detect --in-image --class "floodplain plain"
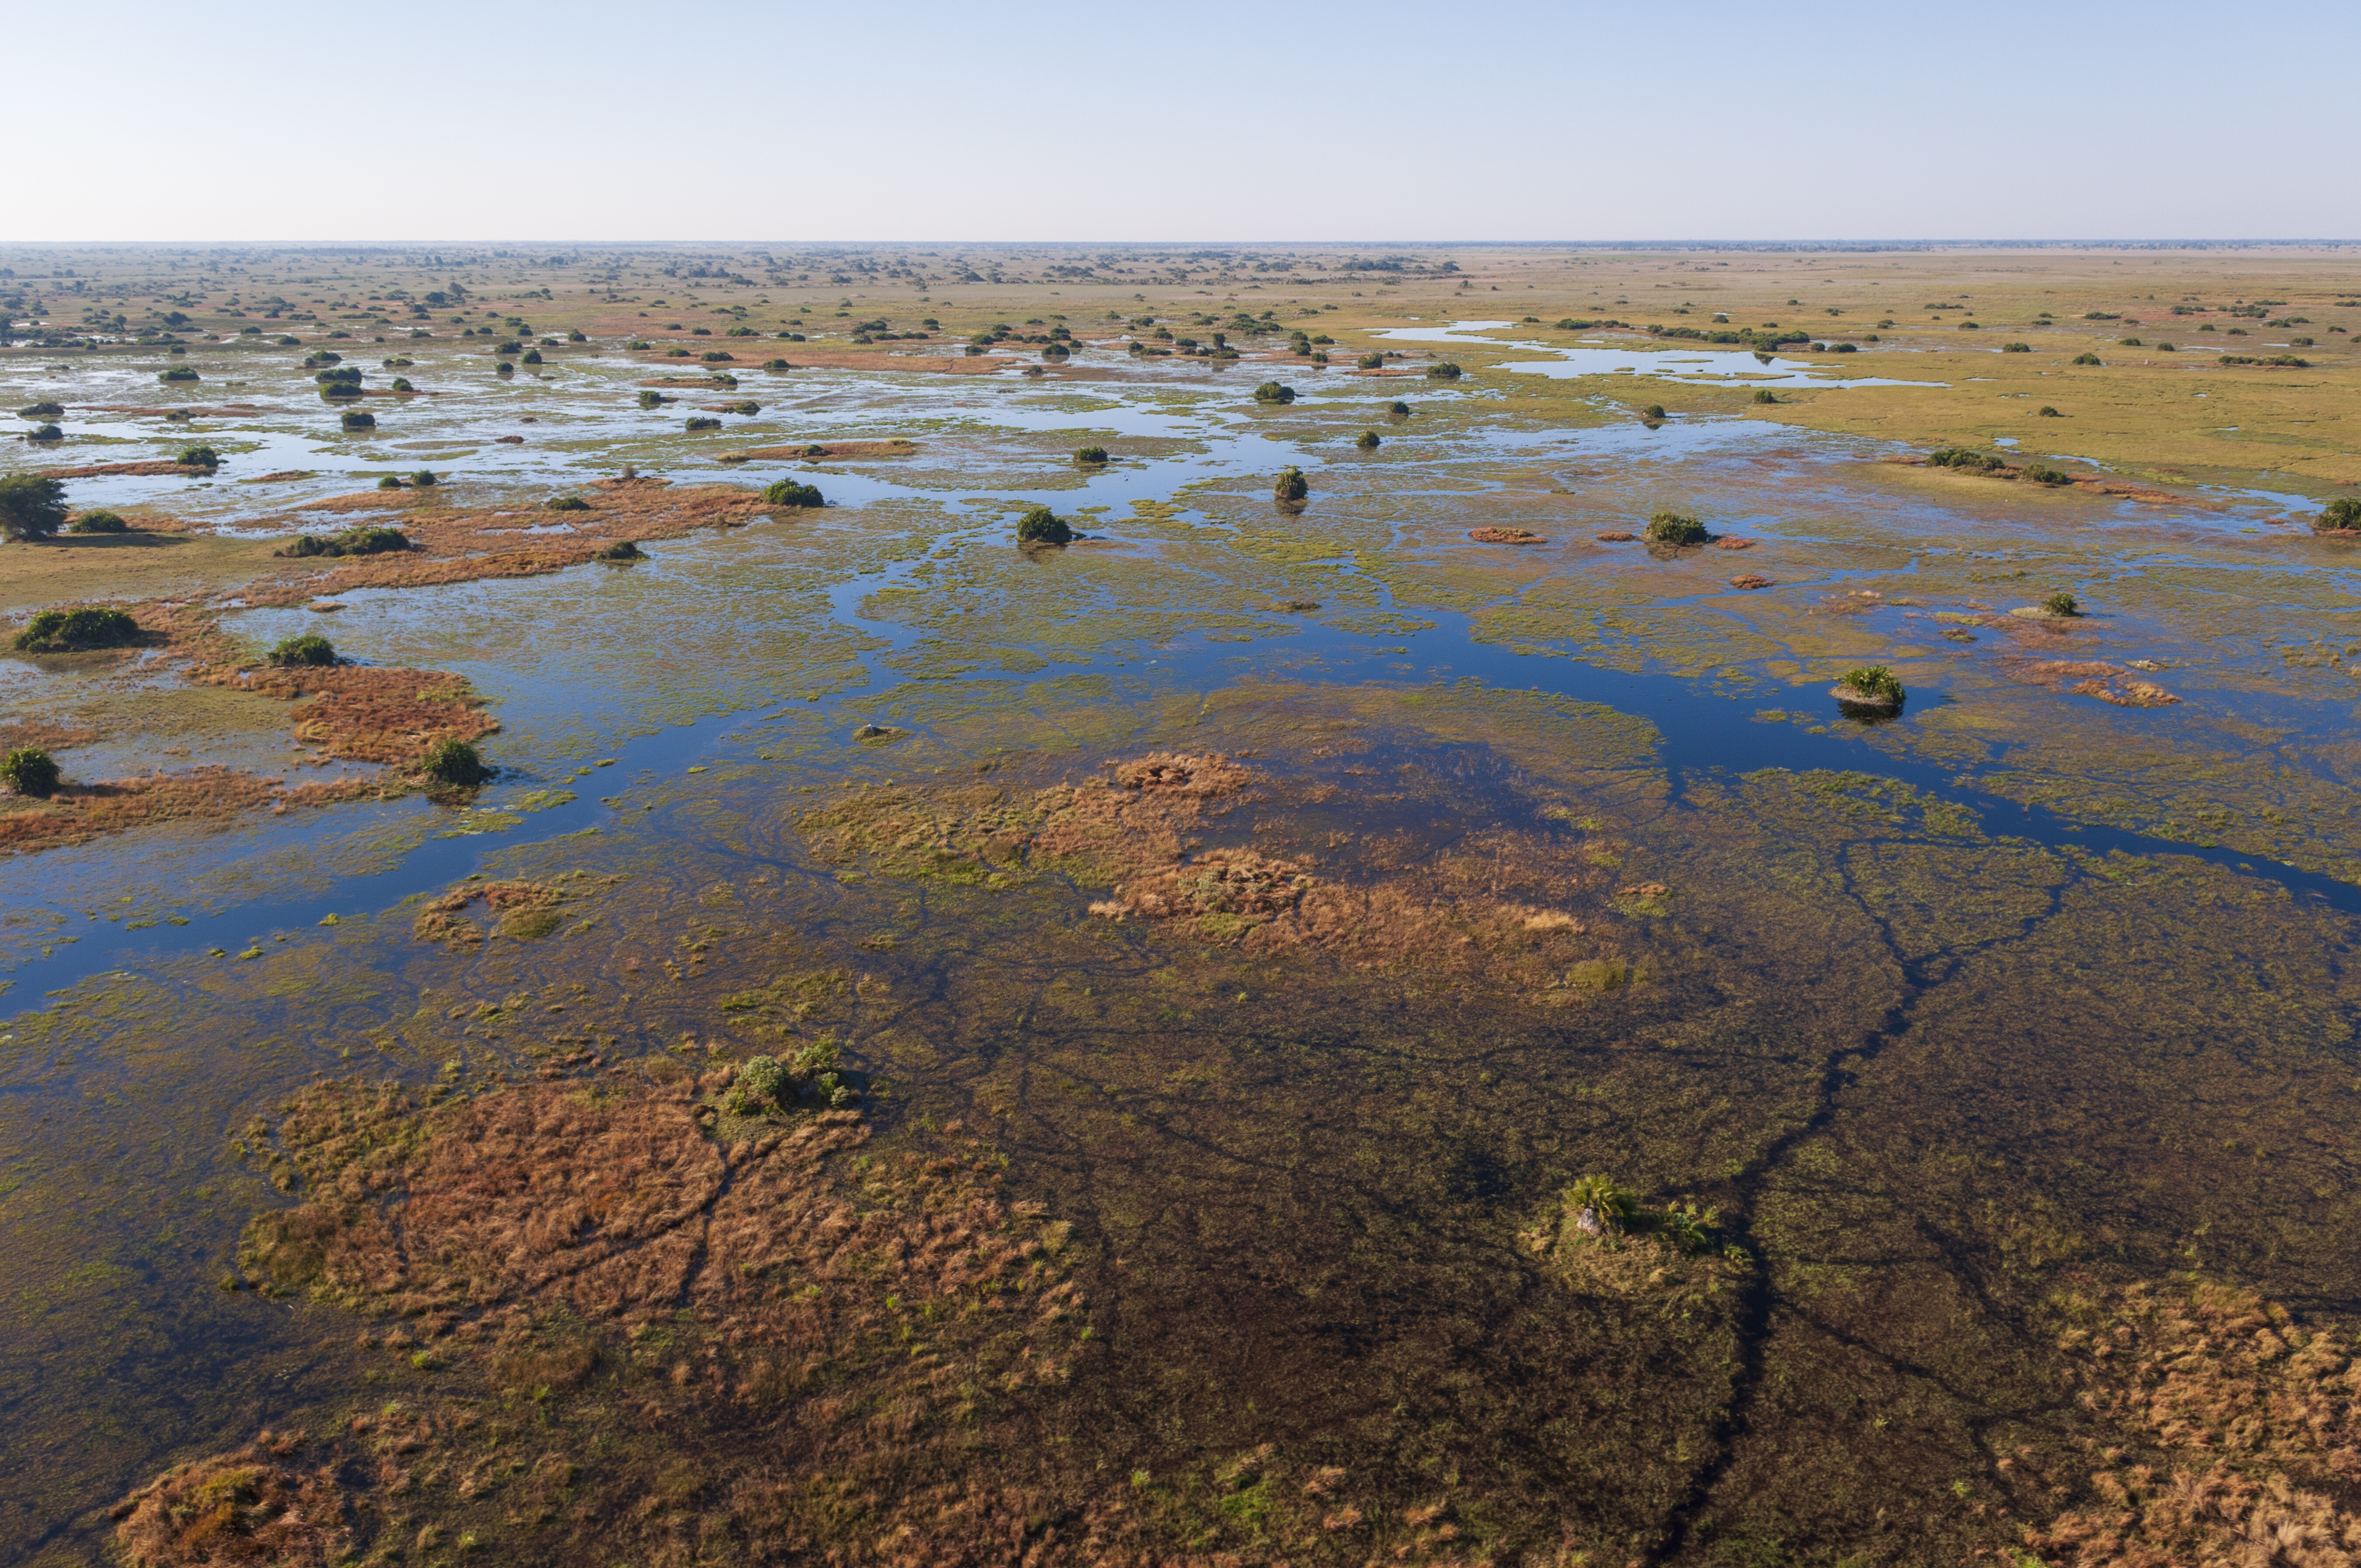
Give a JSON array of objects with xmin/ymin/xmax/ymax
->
[{"xmin": 4, "ymin": 242, "xmax": 2361, "ymax": 1568}]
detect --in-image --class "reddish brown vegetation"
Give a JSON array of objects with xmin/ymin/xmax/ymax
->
[
  {"xmin": 2028, "ymin": 1282, "xmax": 2361, "ymax": 1568},
  {"xmin": 0, "ymin": 768, "xmax": 381, "ymax": 854},
  {"xmin": 1729, "ymin": 574, "xmax": 1772, "ymax": 590},
  {"xmin": 1468, "ymin": 527, "xmax": 1545, "ymax": 545},
  {"xmin": 2000, "ymin": 657, "xmax": 2182, "ymax": 708},
  {"xmin": 411, "ymin": 880, "xmax": 568, "ymax": 948},
  {"xmin": 1595, "ymin": 531, "xmax": 1637, "ymax": 542},
  {"xmin": 36, "ymin": 460, "xmax": 215, "ymax": 479},
  {"xmin": 113, "ymin": 1429, "xmax": 352, "ymax": 1568}
]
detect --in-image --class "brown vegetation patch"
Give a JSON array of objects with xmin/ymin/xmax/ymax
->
[
  {"xmin": 0, "ymin": 717, "xmax": 101, "ymax": 752},
  {"xmin": 411, "ymin": 880, "xmax": 568, "ymax": 949},
  {"xmin": 717, "ymin": 440, "xmax": 919, "ymax": 463},
  {"xmin": 295, "ymin": 490, "xmax": 423, "ymax": 514},
  {"xmin": 36, "ymin": 460, "xmax": 213, "ymax": 479},
  {"xmin": 0, "ymin": 768, "xmax": 379, "ymax": 855},
  {"xmin": 1596, "ymin": 531, "xmax": 1637, "ymax": 542},
  {"xmin": 1468, "ymin": 527, "xmax": 1545, "ymax": 544},
  {"xmin": 2027, "ymin": 1282, "xmax": 2361, "ymax": 1568},
  {"xmin": 112, "ymin": 1429, "xmax": 352, "ymax": 1568},
  {"xmin": 1712, "ymin": 537, "xmax": 1755, "ymax": 550},
  {"xmin": 1729, "ymin": 574, "xmax": 1772, "ymax": 590},
  {"xmin": 193, "ymin": 664, "xmax": 499, "ymax": 766},
  {"xmin": 2002, "ymin": 657, "xmax": 2182, "ymax": 708}
]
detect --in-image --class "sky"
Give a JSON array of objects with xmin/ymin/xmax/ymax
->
[{"xmin": 8, "ymin": 0, "xmax": 2354, "ymax": 244}]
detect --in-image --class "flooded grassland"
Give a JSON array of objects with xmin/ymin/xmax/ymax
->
[{"xmin": 4, "ymin": 244, "xmax": 2361, "ymax": 1567}]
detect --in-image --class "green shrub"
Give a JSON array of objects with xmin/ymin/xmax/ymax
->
[
  {"xmin": 412, "ymin": 470, "xmax": 437, "ymax": 487},
  {"xmin": 1387, "ymin": 400, "xmax": 1410, "ymax": 418},
  {"xmin": 1, "ymin": 746, "xmax": 60, "ymax": 798},
  {"xmin": 494, "ymin": 361, "xmax": 515, "ymax": 374},
  {"xmin": 1356, "ymin": 430, "xmax": 1380, "ymax": 449},
  {"xmin": 1642, "ymin": 404, "xmax": 1666, "ymax": 420},
  {"xmin": 1426, "ymin": 361, "xmax": 1463, "ymax": 380},
  {"xmin": 2037, "ymin": 405, "xmax": 2062, "ymax": 417},
  {"xmin": 2002, "ymin": 342, "xmax": 2032, "ymax": 353},
  {"xmin": 2023, "ymin": 465, "xmax": 2074, "ymax": 486},
  {"xmin": 277, "ymin": 525, "xmax": 409, "ymax": 559},
  {"xmin": 268, "ymin": 632, "xmax": 338, "ymax": 666},
  {"xmin": 17, "ymin": 401, "xmax": 63, "ymax": 418},
  {"xmin": 1273, "ymin": 466, "xmax": 1309, "ymax": 503},
  {"xmin": 0, "ymin": 474, "xmax": 70, "ymax": 541},
  {"xmin": 568, "ymin": 330, "xmax": 587, "ymax": 343},
  {"xmin": 2121, "ymin": 337, "xmax": 2144, "ymax": 347},
  {"xmin": 2072, "ymin": 352, "xmax": 2102, "ymax": 365},
  {"xmin": 316, "ymin": 365, "xmax": 362, "ymax": 391},
  {"xmin": 762, "ymin": 479, "xmax": 825, "ymax": 508},
  {"xmin": 1751, "ymin": 389, "xmax": 1778, "ymax": 404},
  {"xmin": 546, "ymin": 496, "xmax": 591, "ymax": 512},
  {"xmin": 520, "ymin": 349, "xmax": 543, "ymax": 365},
  {"xmin": 2042, "ymin": 591, "xmax": 2080, "ymax": 616},
  {"xmin": 495, "ymin": 340, "xmax": 522, "ymax": 354},
  {"xmin": 725, "ymin": 400, "xmax": 760, "ymax": 415},
  {"xmin": 727, "ymin": 1055, "xmax": 790, "ymax": 1115},
  {"xmin": 1355, "ymin": 352, "xmax": 1384, "ymax": 369},
  {"xmin": 2315, "ymin": 498, "xmax": 2361, "ymax": 534},
  {"xmin": 1075, "ymin": 445, "xmax": 1108, "ymax": 465},
  {"xmin": 14, "ymin": 605, "xmax": 140, "ymax": 652},
  {"xmin": 1836, "ymin": 666, "xmax": 1905, "ymax": 706},
  {"xmin": 67, "ymin": 510, "xmax": 127, "ymax": 534},
  {"xmin": 340, "ymin": 410, "xmax": 375, "ymax": 430},
  {"xmin": 638, "ymin": 390, "xmax": 669, "ymax": 408},
  {"xmin": 420, "ymin": 738, "xmax": 486, "ymax": 786},
  {"xmin": 1644, "ymin": 510, "xmax": 1709, "ymax": 546},
  {"xmin": 389, "ymin": 377, "xmax": 414, "ymax": 393},
  {"xmin": 159, "ymin": 366, "xmax": 198, "ymax": 382},
  {"xmin": 685, "ymin": 417, "xmax": 720, "ymax": 431},
  {"xmin": 700, "ymin": 351, "xmax": 734, "ymax": 363},
  {"xmin": 179, "ymin": 445, "xmax": 220, "ymax": 468},
  {"xmin": 1927, "ymin": 447, "xmax": 2005, "ymax": 472},
  {"xmin": 27, "ymin": 423, "xmax": 63, "ymax": 442},
  {"xmin": 763, "ymin": 358, "xmax": 793, "ymax": 371},
  {"xmin": 595, "ymin": 539, "xmax": 644, "ymax": 561},
  {"xmin": 1252, "ymin": 381, "xmax": 1296, "ymax": 404},
  {"xmin": 377, "ymin": 475, "xmax": 405, "ymax": 490},
  {"xmin": 1016, "ymin": 506, "xmax": 1073, "ymax": 546}
]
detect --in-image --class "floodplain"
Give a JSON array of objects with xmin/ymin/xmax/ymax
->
[{"xmin": 3, "ymin": 242, "xmax": 2361, "ymax": 1568}]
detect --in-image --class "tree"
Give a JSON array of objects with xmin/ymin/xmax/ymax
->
[
  {"xmin": 1644, "ymin": 511, "xmax": 1710, "ymax": 546},
  {"xmin": 420, "ymin": 739, "xmax": 487, "ymax": 786},
  {"xmin": 1356, "ymin": 430, "xmax": 1380, "ymax": 449},
  {"xmin": 1273, "ymin": 467, "xmax": 1309, "ymax": 503},
  {"xmin": 1016, "ymin": 506, "xmax": 1072, "ymax": 546},
  {"xmin": 0, "ymin": 474, "xmax": 69, "ymax": 542},
  {"xmin": 1253, "ymin": 381, "xmax": 1295, "ymax": 404},
  {"xmin": 1, "ymin": 746, "xmax": 60, "ymax": 799},
  {"xmin": 2315, "ymin": 498, "xmax": 2361, "ymax": 535},
  {"xmin": 763, "ymin": 479, "xmax": 825, "ymax": 508},
  {"xmin": 268, "ymin": 633, "xmax": 338, "ymax": 667}
]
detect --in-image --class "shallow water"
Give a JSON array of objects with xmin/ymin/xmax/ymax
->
[{"xmin": 4, "ymin": 329, "xmax": 2361, "ymax": 1564}]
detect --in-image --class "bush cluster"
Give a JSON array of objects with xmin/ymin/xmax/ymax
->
[
  {"xmin": 1425, "ymin": 361, "xmax": 1463, "ymax": 380},
  {"xmin": 725, "ymin": 1039, "xmax": 856, "ymax": 1115},
  {"xmin": 1, "ymin": 745, "xmax": 61, "ymax": 797},
  {"xmin": 685, "ymin": 417, "xmax": 721, "ymax": 431},
  {"xmin": 546, "ymin": 496, "xmax": 591, "ymax": 512},
  {"xmin": 67, "ymin": 510, "xmax": 127, "ymax": 534},
  {"xmin": 420, "ymin": 738, "xmax": 486, "ymax": 786},
  {"xmin": 14, "ymin": 605, "xmax": 140, "ymax": 652},
  {"xmin": 1927, "ymin": 447, "xmax": 2006, "ymax": 472},
  {"xmin": 1273, "ymin": 466, "xmax": 1309, "ymax": 503},
  {"xmin": 2023, "ymin": 464, "xmax": 2074, "ymax": 486},
  {"xmin": 2316, "ymin": 498, "xmax": 2361, "ymax": 535},
  {"xmin": 1356, "ymin": 430, "xmax": 1380, "ymax": 449},
  {"xmin": 1016, "ymin": 505, "xmax": 1072, "ymax": 546},
  {"xmin": 1644, "ymin": 510, "xmax": 1710, "ymax": 546},
  {"xmin": 1253, "ymin": 381, "xmax": 1295, "ymax": 404},
  {"xmin": 277, "ymin": 525, "xmax": 410, "ymax": 559},
  {"xmin": 762, "ymin": 479, "xmax": 825, "ymax": 508},
  {"xmin": 1837, "ymin": 666, "xmax": 1906, "ymax": 706},
  {"xmin": 268, "ymin": 633, "xmax": 338, "ymax": 667},
  {"xmin": 340, "ymin": 410, "xmax": 376, "ymax": 430},
  {"xmin": 595, "ymin": 539, "xmax": 644, "ymax": 561},
  {"xmin": 179, "ymin": 445, "xmax": 220, "ymax": 468},
  {"xmin": 1074, "ymin": 445, "xmax": 1108, "ymax": 465}
]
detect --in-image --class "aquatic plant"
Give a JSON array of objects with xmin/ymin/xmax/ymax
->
[
  {"xmin": 277, "ymin": 525, "xmax": 409, "ymax": 559},
  {"xmin": 2043, "ymin": 591, "xmax": 2081, "ymax": 616},
  {"xmin": 762, "ymin": 479, "xmax": 825, "ymax": 508},
  {"xmin": 546, "ymin": 496, "xmax": 591, "ymax": 512},
  {"xmin": 2317, "ymin": 498, "xmax": 2361, "ymax": 534},
  {"xmin": 1834, "ymin": 665, "xmax": 1906, "ymax": 708},
  {"xmin": 1644, "ymin": 510, "xmax": 1710, "ymax": 546},
  {"xmin": 1075, "ymin": 445, "xmax": 1108, "ymax": 465},
  {"xmin": 2, "ymin": 746, "xmax": 61, "ymax": 798},
  {"xmin": 268, "ymin": 633, "xmax": 338, "ymax": 667},
  {"xmin": 0, "ymin": 475, "xmax": 70, "ymax": 541},
  {"xmin": 595, "ymin": 539, "xmax": 643, "ymax": 562},
  {"xmin": 14, "ymin": 605, "xmax": 140, "ymax": 652},
  {"xmin": 1016, "ymin": 505, "xmax": 1073, "ymax": 546},
  {"xmin": 1356, "ymin": 430, "xmax": 1380, "ymax": 449},
  {"xmin": 1273, "ymin": 466, "xmax": 1309, "ymax": 503},
  {"xmin": 67, "ymin": 510, "xmax": 127, "ymax": 534},
  {"xmin": 340, "ymin": 410, "xmax": 375, "ymax": 430},
  {"xmin": 1252, "ymin": 381, "xmax": 1296, "ymax": 404},
  {"xmin": 420, "ymin": 738, "xmax": 487, "ymax": 786},
  {"xmin": 179, "ymin": 445, "xmax": 220, "ymax": 468}
]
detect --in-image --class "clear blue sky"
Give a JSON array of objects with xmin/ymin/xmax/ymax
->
[{"xmin": 10, "ymin": 0, "xmax": 2353, "ymax": 243}]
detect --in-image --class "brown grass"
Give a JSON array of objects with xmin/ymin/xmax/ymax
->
[
  {"xmin": 0, "ymin": 768, "xmax": 381, "ymax": 854},
  {"xmin": 1468, "ymin": 527, "xmax": 1545, "ymax": 544},
  {"xmin": 112, "ymin": 1429, "xmax": 352, "ymax": 1568}
]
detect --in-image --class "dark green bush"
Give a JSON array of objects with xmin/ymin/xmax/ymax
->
[
  {"xmin": 1356, "ymin": 430, "xmax": 1380, "ymax": 449},
  {"xmin": 638, "ymin": 390, "xmax": 669, "ymax": 408},
  {"xmin": 389, "ymin": 377, "xmax": 414, "ymax": 393},
  {"xmin": 595, "ymin": 539, "xmax": 644, "ymax": 562},
  {"xmin": 1751, "ymin": 389, "xmax": 1778, "ymax": 404},
  {"xmin": 1387, "ymin": 400, "xmax": 1410, "ymax": 418},
  {"xmin": 1836, "ymin": 665, "xmax": 1905, "ymax": 707},
  {"xmin": 27, "ymin": 423, "xmax": 63, "ymax": 442},
  {"xmin": 2315, "ymin": 498, "xmax": 2361, "ymax": 534},
  {"xmin": 159, "ymin": 366, "xmax": 198, "ymax": 382},
  {"xmin": 521, "ymin": 349, "xmax": 543, "ymax": 365},
  {"xmin": 1253, "ymin": 381, "xmax": 1296, "ymax": 404},
  {"xmin": 179, "ymin": 445, "xmax": 219, "ymax": 468},
  {"xmin": 277, "ymin": 525, "xmax": 409, "ymax": 559},
  {"xmin": 2002, "ymin": 342, "xmax": 2032, "ymax": 353},
  {"xmin": 268, "ymin": 632, "xmax": 338, "ymax": 666},
  {"xmin": 17, "ymin": 401, "xmax": 63, "ymax": 418},
  {"xmin": 340, "ymin": 410, "xmax": 375, "ymax": 430},
  {"xmin": 1273, "ymin": 467, "xmax": 1309, "ymax": 503},
  {"xmin": 67, "ymin": 510, "xmax": 127, "ymax": 534},
  {"xmin": 546, "ymin": 496, "xmax": 591, "ymax": 512},
  {"xmin": 2072, "ymin": 352, "xmax": 2102, "ymax": 366},
  {"xmin": 0, "ymin": 474, "xmax": 70, "ymax": 541},
  {"xmin": 1642, "ymin": 403, "xmax": 1666, "ymax": 420},
  {"xmin": 1644, "ymin": 511, "xmax": 1710, "ymax": 546},
  {"xmin": 2037, "ymin": 405, "xmax": 2062, "ymax": 417},
  {"xmin": 1, "ymin": 745, "xmax": 60, "ymax": 798},
  {"xmin": 726, "ymin": 400, "xmax": 760, "ymax": 415},
  {"xmin": 763, "ymin": 358, "xmax": 793, "ymax": 371},
  {"xmin": 420, "ymin": 738, "xmax": 486, "ymax": 786},
  {"xmin": 377, "ymin": 475, "xmax": 405, "ymax": 490},
  {"xmin": 2023, "ymin": 465, "xmax": 2074, "ymax": 486},
  {"xmin": 1016, "ymin": 505, "xmax": 1072, "ymax": 546},
  {"xmin": 316, "ymin": 366, "xmax": 362, "ymax": 391},
  {"xmin": 1927, "ymin": 447, "xmax": 2006, "ymax": 472},
  {"xmin": 762, "ymin": 479, "xmax": 825, "ymax": 508},
  {"xmin": 494, "ymin": 361, "xmax": 515, "ymax": 374},
  {"xmin": 412, "ymin": 470, "xmax": 437, "ymax": 487},
  {"xmin": 1356, "ymin": 352, "xmax": 1384, "ymax": 369},
  {"xmin": 1075, "ymin": 445, "xmax": 1108, "ymax": 465},
  {"xmin": 2042, "ymin": 591, "xmax": 2080, "ymax": 616},
  {"xmin": 1426, "ymin": 361, "xmax": 1463, "ymax": 380},
  {"xmin": 14, "ymin": 605, "xmax": 139, "ymax": 652},
  {"xmin": 685, "ymin": 417, "xmax": 720, "ymax": 432},
  {"xmin": 700, "ymin": 351, "xmax": 734, "ymax": 363}
]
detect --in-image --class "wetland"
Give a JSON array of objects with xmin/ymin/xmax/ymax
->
[{"xmin": 5, "ymin": 242, "xmax": 2361, "ymax": 1568}]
